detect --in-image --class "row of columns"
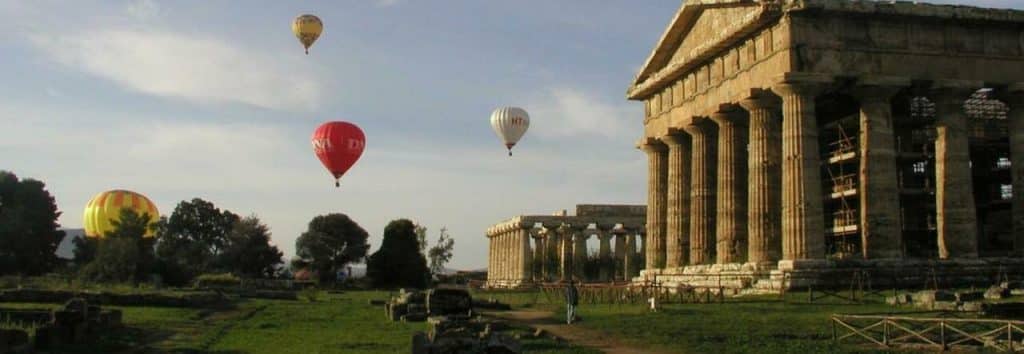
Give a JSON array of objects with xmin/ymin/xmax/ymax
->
[
  {"xmin": 642, "ymin": 74, "xmax": 1024, "ymax": 272},
  {"xmin": 487, "ymin": 222, "xmax": 646, "ymax": 285}
]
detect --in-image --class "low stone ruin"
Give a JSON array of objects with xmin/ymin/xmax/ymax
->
[
  {"xmin": 412, "ymin": 316, "xmax": 520, "ymax": 354},
  {"xmin": 886, "ymin": 282, "xmax": 1024, "ymax": 315},
  {"xmin": 0, "ymin": 297, "xmax": 123, "ymax": 352},
  {"xmin": 0, "ymin": 288, "xmax": 227, "ymax": 307},
  {"xmin": 385, "ymin": 288, "xmax": 479, "ymax": 322}
]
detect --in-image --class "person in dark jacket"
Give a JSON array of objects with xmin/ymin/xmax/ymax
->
[{"xmin": 565, "ymin": 280, "xmax": 579, "ymax": 324}]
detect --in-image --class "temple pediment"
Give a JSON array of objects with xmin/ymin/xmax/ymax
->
[{"xmin": 629, "ymin": 0, "xmax": 782, "ymax": 99}]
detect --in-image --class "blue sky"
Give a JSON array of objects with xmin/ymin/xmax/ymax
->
[{"xmin": 2, "ymin": 0, "xmax": 1023, "ymax": 269}]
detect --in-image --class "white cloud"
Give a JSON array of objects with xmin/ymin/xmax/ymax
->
[
  {"xmin": 374, "ymin": 0, "xmax": 400, "ymax": 7},
  {"xmin": 32, "ymin": 29, "xmax": 321, "ymax": 111},
  {"xmin": 525, "ymin": 87, "xmax": 639, "ymax": 139}
]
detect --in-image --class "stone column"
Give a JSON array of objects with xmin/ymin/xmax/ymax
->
[
  {"xmin": 711, "ymin": 105, "xmax": 749, "ymax": 264},
  {"xmin": 613, "ymin": 230, "xmax": 626, "ymax": 280},
  {"xmin": 521, "ymin": 228, "xmax": 533, "ymax": 283},
  {"xmin": 771, "ymin": 73, "xmax": 830, "ymax": 261},
  {"xmin": 853, "ymin": 76, "xmax": 908, "ymax": 259},
  {"xmin": 573, "ymin": 231, "xmax": 587, "ymax": 281},
  {"xmin": 498, "ymin": 232, "xmax": 506, "ymax": 281},
  {"xmin": 1003, "ymin": 83, "xmax": 1024, "ymax": 256},
  {"xmin": 740, "ymin": 90, "xmax": 783, "ymax": 264},
  {"xmin": 546, "ymin": 227, "xmax": 560, "ymax": 281},
  {"xmin": 491, "ymin": 235, "xmax": 499, "ymax": 282},
  {"xmin": 684, "ymin": 117, "xmax": 718, "ymax": 264},
  {"xmin": 533, "ymin": 234, "xmax": 543, "ymax": 281},
  {"xmin": 640, "ymin": 139, "xmax": 668, "ymax": 270},
  {"xmin": 558, "ymin": 224, "xmax": 572, "ymax": 282},
  {"xmin": 662, "ymin": 131, "xmax": 692, "ymax": 269},
  {"xmin": 597, "ymin": 226, "xmax": 613, "ymax": 281},
  {"xmin": 930, "ymin": 80, "xmax": 982, "ymax": 259},
  {"xmin": 623, "ymin": 231, "xmax": 636, "ymax": 279}
]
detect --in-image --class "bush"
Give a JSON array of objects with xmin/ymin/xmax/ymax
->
[{"xmin": 193, "ymin": 273, "xmax": 241, "ymax": 289}]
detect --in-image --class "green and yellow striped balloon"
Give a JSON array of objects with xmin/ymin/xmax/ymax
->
[{"xmin": 82, "ymin": 190, "xmax": 159, "ymax": 238}]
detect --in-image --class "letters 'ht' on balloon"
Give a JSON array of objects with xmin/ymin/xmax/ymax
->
[
  {"xmin": 312, "ymin": 121, "xmax": 365, "ymax": 187},
  {"xmin": 83, "ymin": 190, "xmax": 159, "ymax": 238},
  {"xmin": 490, "ymin": 107, "xmax": 530, "ymax": 157},
  {"xmin": 292, "ymin": 14, "xmax": 323, "ymax": 55}
]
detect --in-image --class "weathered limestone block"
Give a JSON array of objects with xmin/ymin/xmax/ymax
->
[{"xmin": 985, "ymin": 286, "xmax": 1009, "ymax": 300}]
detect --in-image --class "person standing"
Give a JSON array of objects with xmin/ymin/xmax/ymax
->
[{"xmin": 565, "ymin": 281, "xmax": 579, "ymax": 324}]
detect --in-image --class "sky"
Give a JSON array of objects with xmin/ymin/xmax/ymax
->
[{"xmin": 2, "ymin": 0, "xmax": 1023, "ymax": 270}]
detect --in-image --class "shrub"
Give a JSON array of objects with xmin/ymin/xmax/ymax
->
[
  {"xmin": 193, "ymin": 273, "xmax": 241, "ymax": 289},
  {"xmin": 298, "ymin": 287, "xmax": 323, "ymax": 302}
]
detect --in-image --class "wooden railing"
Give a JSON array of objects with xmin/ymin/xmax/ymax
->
[{"xmin": 832, "ymin": 313, "xmax": 1024, "ymax": 352}]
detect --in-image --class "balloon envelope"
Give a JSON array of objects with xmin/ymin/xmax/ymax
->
[
  {"xmin": 292, "ymin": 14, "xmax": 323, "ymax": 54},
  {"xmin": 312, "ymin": 121, "xmax": 366, "ymax": 186},
  {"xmin": 82, "ymin": 190, "xmax": 159, "ymax": 238},
  {"xmin": 490, "ymin": 107, "xmax": 530, "ymax": 156}
]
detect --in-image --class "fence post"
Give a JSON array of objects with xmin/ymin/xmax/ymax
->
[
  {"xmin": 1007, "ymin": 322, "xmax": 1013, "ymax": 352},
  {"xmin": 831, "ymin": 317, "xmax": 837, "ymax": 342},
  {"xmin": 883, "ymin": 318, "xmax": 889, "ymax": 346},
  {"xmin": 939, "ymin": 321, "xmax": 946, "ymax": 351}
]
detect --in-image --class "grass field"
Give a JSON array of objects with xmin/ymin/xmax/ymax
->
[
  {"xmin": 2, "ymin": 290, "xmax": 597, "ymax": 354},
  {"xmin": 469, "ymin": 290, "xmax": 937, "ymax": 354}
]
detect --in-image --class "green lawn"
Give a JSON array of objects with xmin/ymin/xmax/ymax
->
[
  {"xmin": 470, "ymin": 290, "xmax": 938, "ymax": 354},
  {"xmin": 3, "ymin": 290, "xmax": 596, "ymax": 354}
]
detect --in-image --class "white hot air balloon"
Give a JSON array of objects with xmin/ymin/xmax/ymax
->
[{"xmin": 490, "ymin": 107, "xmax": 530, "ymax": 156}]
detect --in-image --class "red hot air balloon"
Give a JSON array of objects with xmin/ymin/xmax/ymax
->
[{"xmin": 312, "ymin": 121, "xmax": 366, "ymax": 187}]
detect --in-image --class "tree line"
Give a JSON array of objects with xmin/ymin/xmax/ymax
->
[{"xmin": 0, "ymin": 170, "xmax": 455, "ymax": 289}]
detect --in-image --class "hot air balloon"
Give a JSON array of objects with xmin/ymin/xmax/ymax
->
[
  {"xmin": 82, "ymin": 190, "xmax": 159, "ymax": 238},
  {"xmin": 312, "ymin": 121, "xmax": 366, "ymax": 187},
  {"xmin": 292, "ymin": 14, "xmax": 323, "ymax": 55},
  {"xmin": 490, "ymin": 107, "xmax": 530, "ymax": 156}
]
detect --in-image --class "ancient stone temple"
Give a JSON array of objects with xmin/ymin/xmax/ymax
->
[
  {"xmin": 629, "ymin": 0, "xmax": 1024, "ymax": 291},
  {"xmin": 485, "ymin": 205, "xmax": 646, "ymax": 288}
]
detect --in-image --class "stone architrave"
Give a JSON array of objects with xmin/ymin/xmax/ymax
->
[
  {"xmin": 740, "ymin": 90, "xmax": 783, "ymax": 264},
  {"xmin": 771, "ymin": 73, "xmax": 830, "ymax": 261},
  {"xmin": 930, "ymin": 80, "xmax": 982, "ymax": 259},
  {"xmin": 683, "ymin": 117, "xmax": 718, "ymax": 264},
  {"xmin": 662, "ymin": 131, "xmax": 691, "ymax": 269},
  {"xmin": 1004, "ymin": 83, "xmax": 1024, "ymax": 256},
  {"xmin": 853, "ymin": 76, "xmax": 909, "ymax": 259},
  {"xmin": 640, "ymin": 140, "xmax": 668, "ymax": 270},
  {"xmin": 710, "ymin": 105, "xmax": 749, "ymax": 264}
]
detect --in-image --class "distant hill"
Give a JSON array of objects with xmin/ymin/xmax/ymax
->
[{"xmin": 57, "ymin": 228, "xmax": 84, "ymax": 259}]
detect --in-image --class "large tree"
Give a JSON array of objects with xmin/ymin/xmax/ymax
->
[
  {"xmin": 155, "ymin": 198, "xmax": 239, "ymax": 279},
  {"xmin": 294, "ymin": 213, "xmax": 370, "ymax": 283},
  {"xmin": 218, "ymin": 215, "xmax": 283, "ymax": 278},
  {"xmin": 366, "ymin": 219, "xmax": 429, "ymax": 289},
  {"xmin": 79, "ymin": 209, "xmax": 156, "ymax": 284},
  {"xmin": 0, "ymin": 171, "xmax": 65, "ymax": 275}
]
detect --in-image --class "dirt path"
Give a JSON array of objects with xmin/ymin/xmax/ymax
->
[{"xmin": 482, "ymin": 309, "xmax": 676, "ymax": 354}]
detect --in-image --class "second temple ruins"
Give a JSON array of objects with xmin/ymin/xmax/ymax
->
[{"xmin": 486, "ymin": 0, "xmax": 1024, "ymax": 291}]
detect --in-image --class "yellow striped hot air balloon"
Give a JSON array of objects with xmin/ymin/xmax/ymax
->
[
  {"xmin": 292, "ymin": 14, "xmax": 323, "ymax": 55},
  {"xmin": 82, "ymin": 190, "xmax": 159, "ymax": 238}
]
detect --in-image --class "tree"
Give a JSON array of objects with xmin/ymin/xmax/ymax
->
[
  {"xmin": 71, "ymin": 236, "xmax": 99, "ymax": 266},
  {"xmin": 294, "ymin": 213, "xmax": 370, "ymax": 283},
  {"xmin": 79, "ymin": 209, "xmax": 156, "ymax": 283},
  {"xmin": 414, "ymin": 224, "xmax": 428, "ymax": 254},
  {"xmin": 428, "ymin": 227, "xmax": 455, "ymax": 276},
  {"xmin": 155, "ymin": 198, "xmax": 239, "ymax": 279},
  {"xmin": 0, "ymin": 171, "xmax": 65, "ymax": 275},
  {"xmin": 218, "ymin": 215, "xmax": 283, "ymax": 278},
  {"xmin": 366, "ymin": 219, "xmax": 429, "ymax": 289}
]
